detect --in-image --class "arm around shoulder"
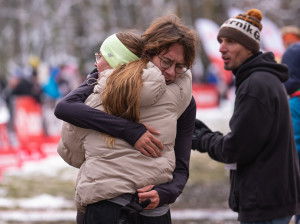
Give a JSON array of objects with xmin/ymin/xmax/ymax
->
[{"xmin": 54, "ymin": 71, "xmax": 147, "ymax": 146}]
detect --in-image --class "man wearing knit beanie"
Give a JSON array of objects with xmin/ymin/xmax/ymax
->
[
  {"xmin": 217, "ymin": 9, "xmax": 262, "ymax": 53},
  {"xmin": 192, "ymin": 9, "xmax": 300, "ymax": 223}
]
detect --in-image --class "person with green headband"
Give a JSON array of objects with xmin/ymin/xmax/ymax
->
[
  {"xmin": 55, "ymin": 15, "xmax": 199, "ymax": 224},
  {"xmin": 100, "ymin": 33, "xmax": 139, "ymax": 68},
  {"xmin": 58, "ymin": 29, "xmax": 193, "ymax": 223}
]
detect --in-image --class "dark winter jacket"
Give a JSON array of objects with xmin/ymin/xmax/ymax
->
[
  {"xmin": 198, "ymin": 52, "xmax": 300, "ymax": 222},
  {"xmin": 282, "ymin": 42, "xmax": 300, "ymax": 95}
]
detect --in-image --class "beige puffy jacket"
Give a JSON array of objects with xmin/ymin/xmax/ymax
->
[{"xmin": 57, "ymin": 62, "xmax": 192, "ymax": 211}]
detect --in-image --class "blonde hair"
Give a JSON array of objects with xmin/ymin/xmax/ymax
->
[
  {"xmin": 100, "ymin": 15, "xmax": 199, "ymax": 146},
  {"xmin": 101, "ymin": 32, "xmax": 147, "ymax": 147}
]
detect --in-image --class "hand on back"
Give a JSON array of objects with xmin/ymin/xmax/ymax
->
[{"xmin": 134, "ymin": 124, "xmax": 164, "ymax": 157}]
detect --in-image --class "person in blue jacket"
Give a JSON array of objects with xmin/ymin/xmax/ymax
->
[
  {"xmin": 55, "ymin": 14, "xmax": 198, "ymax": 224},
  {"xmin": 282, "ymin": 42, "xmax": 300, "ymax": 224}
]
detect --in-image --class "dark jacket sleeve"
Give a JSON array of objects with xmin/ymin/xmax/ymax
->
[
  {"xmin": 199, "ymin": 93, "xmax": 272, "ymax": 165},
  {"xmin": 154, "ymin": 97, "xmax": 196, "ymax": 206},
  {"xmin": 54, "ymin": 71, "xmax": 147, "ymax": 146}
]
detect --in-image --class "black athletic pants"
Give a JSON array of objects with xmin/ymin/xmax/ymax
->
[{"xmin": 78, "ymin": 200, "xmax": 172, "ymax": 224}]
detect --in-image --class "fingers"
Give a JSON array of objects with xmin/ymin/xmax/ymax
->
[
  {"xmin": 143, "ymin": 136, "xmax": 161, "ymax": 157},
  {"xmin": 134, "ymin": 131, "xmax": 164, "ymax": 158},
  {"xmin": 139, "ymin": 198, "xmax": 151, "ymax": 208},
  {"xmin": 138, "ymin": 190, "xmax": 160, "ymax": 209},
  {"xmin": 144, "ymin": 200, "xmax": 158, "ymax": 210},
  {"xmin": 149, "ymin": 135, "xmax": 164, "ymax": 152},
  {"xmin": 137, "ymin": 147, "xmax": 151, "ymax": 157},
  {"xmin": 134, "ymin": 138, "xmax": 159, "ymax": 158},
  {"xmin": 143, "ymin": 123, "xmax": 164, "ymax": 153},
  {"xmin": 144, "ymin": 124, "xmax": 160, "ymax": 135},
  {"xmin": 137, "ymin": 185, "xmax": 154, "ymax": 193}
]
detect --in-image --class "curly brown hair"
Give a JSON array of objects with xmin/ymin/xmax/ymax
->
[{"xmin": 142, "ymin": 14, "xmax": 199, "ymax": 68}]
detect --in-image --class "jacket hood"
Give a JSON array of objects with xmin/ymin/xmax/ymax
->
[
  {"xmin": 281, "ymin": 42, "xmax": 300, "ymax": 95},
  {"xmin": 234, "ymin": 52, "xmax": 289, "ymax": 89}
]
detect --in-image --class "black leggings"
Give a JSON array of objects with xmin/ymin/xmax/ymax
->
[{"xmin": 79, "ymin": 200, "xmax": 172, "ymax": 224}]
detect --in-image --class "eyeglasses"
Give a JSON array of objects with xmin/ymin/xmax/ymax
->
[
  {"xmin": 158, "ymin": 56, "xmax": 188, "ymax": 74},
  {"xmin": 95, "ymin": 52, "xmax": 101, "ymax": 63}
]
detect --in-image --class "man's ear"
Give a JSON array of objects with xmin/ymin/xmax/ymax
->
[{"xmin": 248, "ymin": 49, "xmax": 254, "ymax": 57}]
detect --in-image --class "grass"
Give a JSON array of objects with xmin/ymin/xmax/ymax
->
[
  {"xmin": 189, "ymin": 151, "xmax": 229, "ymax": 185},
  {"xmin": 0, "ymin": 152, "xmax": 230, "ymax": 209},
  {"xmin": 0, "ymin": 168, "xmax": 76, "ymax": 200},
  {"xmin": 171, "ymin": 151, "xmax": 230, "ymax": 210},
  {"xmin": 1, "ymin": 176, "xmax": 75, "ymax": 199}
]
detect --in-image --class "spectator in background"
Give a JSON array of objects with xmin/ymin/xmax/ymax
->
[
  {"xmin": 280, "ymin": 25, "xmax": 300, "ymax": 49},
  {"xmin": 0, "ymin": 75, "xmax": 6, "ymax": 94},
  {"xmin": 281, "ymin": 42, "xmax": 300, "ymax": 224},
  {"xmin": 192, "ymin": 9, "xmax": 300, "ymax": 223},
  {"xmin": 3, "ymin": 68, "xmax": 43, "ymax": 136},
  {"xmin": 0, "ymin": 75, "xmax": 9, "ymax": 126},
  {"xmin": 5, "ymin": 69, "xmax": 42, "ymax": 103}
]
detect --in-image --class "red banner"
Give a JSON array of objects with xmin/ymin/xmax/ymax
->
[
  {"xmin": 0, "ymin": 96, "xmax": 60, "ymax": 178},
  {"xmin": 192, "ymin": 83, "xmax": 220, "ymax": 108}
]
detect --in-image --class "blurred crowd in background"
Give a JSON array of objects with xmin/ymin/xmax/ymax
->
[
  {"xmin": 0, "ymin": 0, "xmax": 299, "ymax": 172},
  {"xmin": 0, "ymin": 55, "xmax": 81, "ymax": 139}
]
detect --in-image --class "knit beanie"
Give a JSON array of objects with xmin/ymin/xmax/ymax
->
[
  {"xmin": 100, "ymin": 34, "xmax": 139, "ymax": 68},
  {"xmin": 217, "ymin": 9, "xmax": 263, "ymax": 53}
]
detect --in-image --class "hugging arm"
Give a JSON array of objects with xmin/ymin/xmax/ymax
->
[
  {"xmin": 55, "ymin": 70, "xmax": 193, "ymax": 206},
  {"xmin": 54, "ymin": 70, "xmax": 147, "ymax": 146}
]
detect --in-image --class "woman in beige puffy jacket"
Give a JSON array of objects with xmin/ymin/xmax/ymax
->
[{"xmin": 58, "ymin": 28, "xmax": 193, "ymax": 221}]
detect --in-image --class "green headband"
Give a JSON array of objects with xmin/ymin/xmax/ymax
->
[{"xmin": 100, "ymin": 34, "xmax": 139, "ymax": 68}]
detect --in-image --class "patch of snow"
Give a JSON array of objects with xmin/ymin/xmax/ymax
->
[
  {"xmin": 0, "ymin": 210, "xmax": 76, "ymax": 222},
  {"xmin": 0, "ymin": 194, "xmax": 74, "ymax": 209},
  {"xmin": 3, "ymin": 155, "xmax": 78, "ymax": 180},
  {"xmin": 171, "ymin": 209, "xmax": 238, "ymax": 220}
]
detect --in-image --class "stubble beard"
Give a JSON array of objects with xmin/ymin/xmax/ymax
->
[{"xmin": 224, "ymin": 64, "xmax": 233, "ymax": 71}]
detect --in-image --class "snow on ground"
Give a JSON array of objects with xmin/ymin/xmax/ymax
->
[
  {"xmin": 0, "ymin": 210, "xmax": 77, "ymax": 222},
  {"xmin": 0, "ymin": 209, "xmax": 238, "ymax": 222},
  {"xmin": 0, "ymin": 194, "xmax": 73, "ymax": 210},
  {"xmin": 0, "ymin": 156, "xmax": 79, "ymax": 223},
  {"xmin": 4, "ymin": 155, "xmax": 78, "ymax": 180}
]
